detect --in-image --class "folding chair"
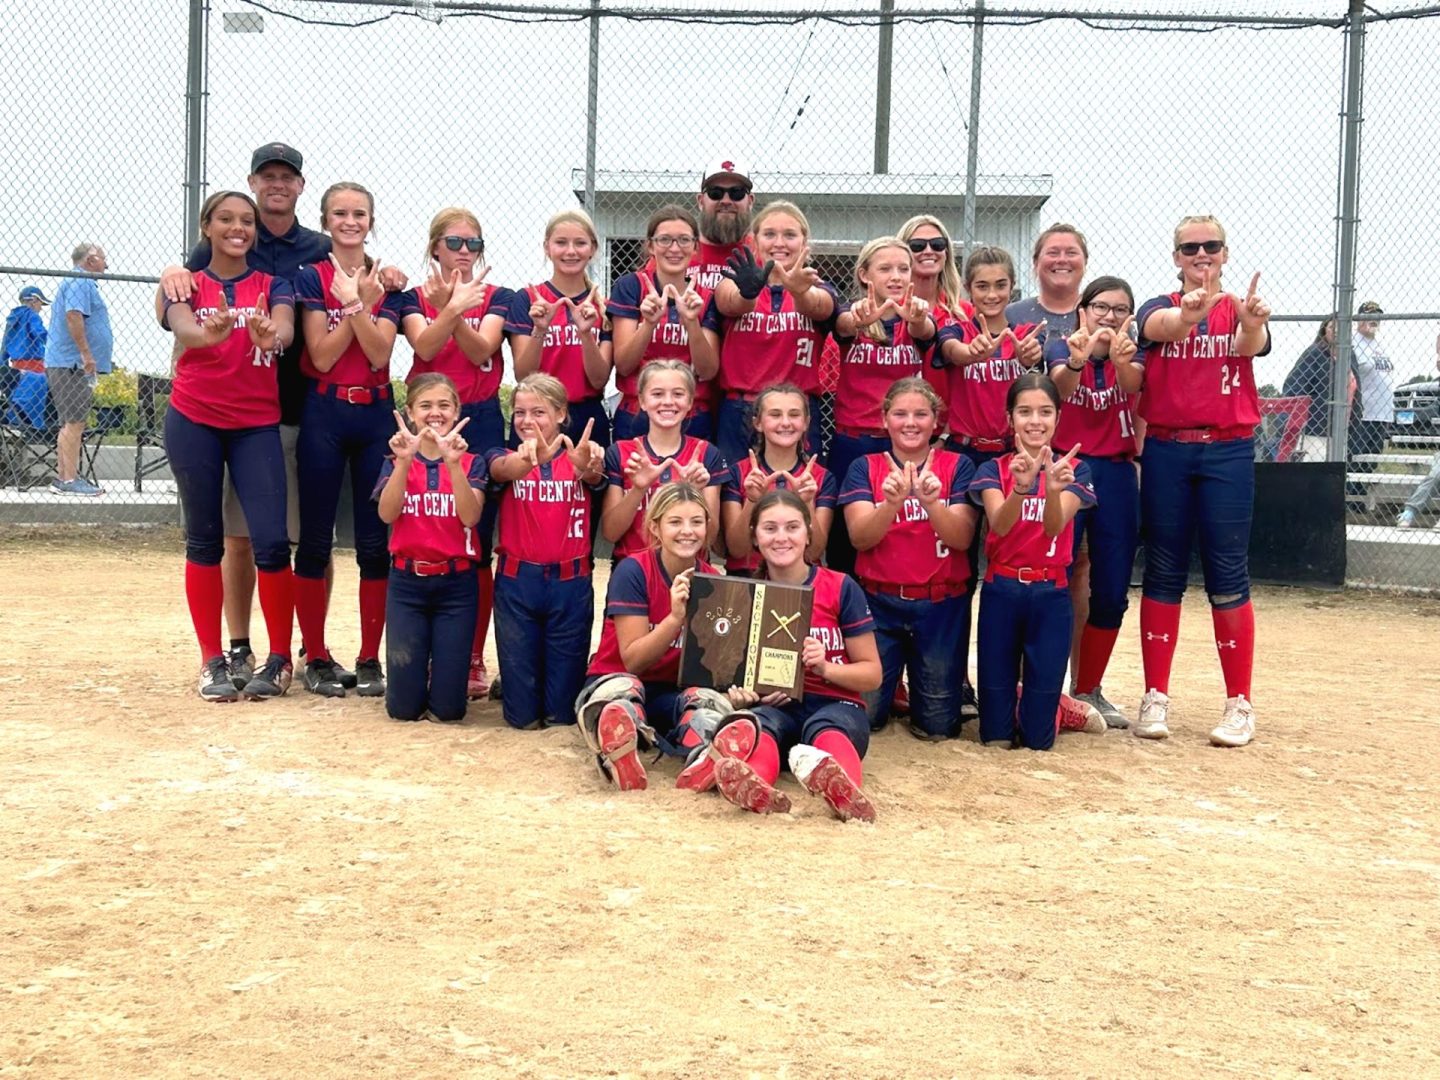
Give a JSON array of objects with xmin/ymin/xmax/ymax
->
[
  {"xmin": 0, "ymin": 371, "xmax": 116, "ymax": 490},
  {"xmin": 134, "ymin": 373, "xmax": 173, "ymax": 491}
]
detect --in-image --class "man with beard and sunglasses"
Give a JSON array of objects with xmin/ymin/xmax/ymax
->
[{"xmin": 686, "ymin": 159, "xmax": 756, "ymax": 448}]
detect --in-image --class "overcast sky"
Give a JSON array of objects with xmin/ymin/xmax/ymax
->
[{"xmin": 3, "ymin": 0, "xmax": 1436, "ymax": 387}]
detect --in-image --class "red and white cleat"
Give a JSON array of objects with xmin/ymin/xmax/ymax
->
[
  {"xmin": 675, "ymin": 713, "xmax": 760, "ymax": 792},
  {"xmin": 467, "ymin": 655, "xmax": 490, "ymax": 700},
  {"xmin": 1056, "ymin": 691, "xmax": 1106, "ymax": 734},
  {"xmin": 597, "ymin": 701, "xmax": 648, "ymax": 791},
  {"xmin": 714, "ymin": 757, "xmax": 791, "ymax": 815},
  {"xmin": 788, "ymin": 745, "xmax": 877, "ymax": 823}
]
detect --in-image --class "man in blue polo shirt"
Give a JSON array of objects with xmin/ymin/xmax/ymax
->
[{"xmin": 45, "ymin": 244, "xmax": 112, "ymax": 496}]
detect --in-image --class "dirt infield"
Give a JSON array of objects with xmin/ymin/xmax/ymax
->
[{"xmin": 2, "ymin": 529, "xmax": 1438, "ymax": 1078}]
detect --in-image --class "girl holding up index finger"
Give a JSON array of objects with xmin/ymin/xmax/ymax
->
[{"xmin": 1132, "ymin": 215, "xmax": 1271, "ymax": 747}]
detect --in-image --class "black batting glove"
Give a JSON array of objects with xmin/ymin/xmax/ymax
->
[{"xmin": 719, "ymin": 247, "xmax": 773, "ymax": 301}]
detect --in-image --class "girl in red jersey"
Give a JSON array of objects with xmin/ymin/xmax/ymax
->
[
  {"xmin": 969, "ymin": 373, "xmax": 1099, "ymax": 750},
  {"xmin": 722, "ymin": 383, "xmax": 836, "ymax": 577},
  {"xmin": 576, "ymin": 482, "xmax": 762, "ymax": 792},
  {"xmin": 712, "ymin": 490, "xmax": 883, "ymax": 823},
  {"xmin": 486, "ymin": 373, "xmax": 605, "ymax": 730},
  {"xmin": 1132, "ymin": 216, "xmax": 1271, "ymax": 747},
  {"xmin": 505, "ymin": 209, "xmax": 611, "ymax": 447},
  {"xmin": 839, "ymin": 378, "xmax": 977, "ymax": 739},
  {"xmin": 374, "ymin": 374, "xmax": 485, "ymax": 723},
  {"xmin": 160, "ymin": 191, "xmax": 297, "ymax": 702},
  {"xmin": 1043, "ymin": 276, "xmax": 1143, "ymax": 729},
  {"xmin": 607, "ymin": 206, "xmax": 718, "ymax": 441},
  {"xmin": 397, "ymin": 207, "xmax": 513, "ymax": 701},
  {"xmin": 828, "ymin": 236, "xmax": 937, "ymax": 574},
  {"xmin": 898, "ymin": 214, "xmax": 973, "ymax": 431},
  {"xmin": 292, "ymin": 182, "xmax": 404, "ymax": 699},
  {"xmin": 600, "ymin": 361, "xmax": 726, "ymax": 563},
  {"xmin": 704, "ymin": 200, "xmax": 839, "ymax": 465},
  {"xmin": 935, "ymin": 246, "xmax": 1048, "ymax": 462}
]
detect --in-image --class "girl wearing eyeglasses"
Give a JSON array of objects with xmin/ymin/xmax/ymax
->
[
  {"xmin": 505, "ymin": 209, "xmax": 612, "ymax": 448},
  {"xmin": 607, "ymin": 206, "xmax": 719, "ymax": 441},
  {"xmin": 704, "ymin": 200, "xmax": 839, "ymax": 466},
  {"xmin": 395, "ymin": 207, "xmax": 513, "ymax": 700},
  {"xmin": 1132, "ymin": 215, "xmax": 1271, "ymax": 748},
  {"xmin": 1043, "ymin": 275, "xmax": 1142, "ymax": 730}
]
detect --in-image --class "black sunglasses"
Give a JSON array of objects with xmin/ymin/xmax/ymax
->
[
  {"xmin": 443, "ymin": 236, "xmax": 484, "ymax": 253},
  {"xmin": 1176, "ymin": 240, "xmax": 1224, "ymax": 256},
  {"xmin": 907, "ymin": 237, "xmax": 949, "ymax": 254},
  {"xmin": 705, "ymin": 184, "xmax": 751, "ymax": 202}
]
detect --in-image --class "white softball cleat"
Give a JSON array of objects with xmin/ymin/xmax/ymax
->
[
  {"xmin": 1209, "ymin": 694, "xmax": 1255, "ymax": 748},
  {"xmin": 1134, "ymin": 688, "xmax": 1171, "ymax": 740}
]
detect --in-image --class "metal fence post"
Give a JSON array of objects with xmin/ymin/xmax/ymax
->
[
  {"xmin": 962, "ymin": 0, "xmax": 985, "ymax": 255},
  {"xmin": 183, "ymin": 0, "xmax": 209, "ymax": 256},
  {"xmin": 873, "ymin": 0, "xmax": 894, "ymax": 174},
  {"xmin": 1329, "ymin": 0, "xmax": 1367, "ymax": 464},
  {"xmin": 583, "ymin": 0, "xmax": 601, "ymax": 215}
]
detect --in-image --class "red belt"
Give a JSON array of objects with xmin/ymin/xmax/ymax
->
[
  {"xmin": 952, "ymin": 434, "xmax": 1011, "ymax": 452},
  {"xmin": 315, "ymin": 381, "xmax": 393, "ymax": 405},
  {"xmin": 392, "ymin": 556, "xmax": 477, "ymax": 576},
  {"xmin": 496, "ymin": 553, "xmax": 589, "ymax": 580},
  {"xmin": 724, "ymin": 390, "xmax": 762, "ymax": 403},
  {"xmin": 986, "ymin": 564, "xmax": 1067, "ymax": 587},
  {"xmin": 861, "ymin": 578, "xmax": 968, "ymax": 601},
  {"xmin": 1145, "ymin": 424, "xmax": 1252, "ymax": 444},
  {"xmin": 834, "ymin": 424, "xmax": 887, "ymax": 439}
]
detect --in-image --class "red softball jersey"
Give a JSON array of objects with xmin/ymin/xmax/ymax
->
[
  {"xmin": 605, "ymin": 270, "xmax": 713, "ymax": 418},
  {"xmin": 403, "ymin": 283, "xmax": 510, "ymax": 403},
  {"xmin": 833, "ymin": 315, "xmax": 933, "ymax": 433},
  {"xmin": 935, "ymin": 317, "xmax": 1044, "ymax": 441},
  {"xmin": 706, "ymin": 282, "xmax": 839, "ymax": 397},
  {"xmin": 293, "ymin": 260, "xmax": 401, "ymax": 389},
  {"xmin": 797, "ymin": 564, "xmax": 875, "ymax": 706},
  {"xmin": 505, "ymin": 283, "xmax": 605, "ymax": 403},
  {"xmin": 487, "ymin": 448, "xmax": 604, "ymax": 565},
  {"xmin": 602, "ymin": 435, "xmax": 727, "ymax": 561},
  {"xmin": 166, "ymin": 269, "xmax": 294, "ymax": 429},
  {"xmin": 968, "ymin": 454, "xmax": 1096, "ymax": 573},
  {"xmin": 721, "ymin": 452, "xmax": 838, "ymax": 575},
  {"xmin": 374, "ymin": 452, "xmax": 487, "ymax": 563},
  {"xmin": 838, "ymin": 450, "xmax": 976, "ymax": 588},
  {"xmin": 1134, "ymin": 292, "xmax": 1270, "ymax": 431},
  {"xmin": 587, "ymin": 546, "xmax": 717, "ymax": 683},
  {"xmin": 1043, "ymin": 338, "xmax": 1138, "ymax": 458}
]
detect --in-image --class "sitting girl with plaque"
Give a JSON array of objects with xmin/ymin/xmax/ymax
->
[
  {"xmin": 840, "ymin": 377, "xmax": 978, "ymax": 740},
  {"xmin": 599, "ymin": 361, "xmax": 726, "ymax": 564},
  {"xmin": 713, "ymin": 489, "xmax": 883, "ymax": 822},
  {"xmin": 721, "ymin": 383, "xmax": 836, "ymax": 577},
  {"xmin": 575, "ymin": 482, "xmax": 763, "ymax": 792}
]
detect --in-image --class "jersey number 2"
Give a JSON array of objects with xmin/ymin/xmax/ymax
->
[
  {"xmin": 1220, "ymin": 363, "xmax": 1242, "ymax": 395},
  {"xmin": 795, "ymin": 338, "xmax": 814, "ymax": 368}
]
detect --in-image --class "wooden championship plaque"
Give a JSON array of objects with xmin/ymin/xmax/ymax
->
[{"xmin": 678, "ymin": 574, "xmax": 813, "ymax": 699}]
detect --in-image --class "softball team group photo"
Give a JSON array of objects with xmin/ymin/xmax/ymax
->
[{"xmin": 155, "ymin": 145, "xmax": 1272, "ymax": 825}]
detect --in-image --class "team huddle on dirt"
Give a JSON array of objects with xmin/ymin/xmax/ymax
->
[{"xmin": 154, "ymin": 144, "xmax": 1271, "ymax": 824}]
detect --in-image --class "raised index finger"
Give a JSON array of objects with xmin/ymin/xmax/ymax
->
[
  {"xmin": 449, "ymin": 416, "xmax": 471, "ymax": 438},
  {"xmin": 393, "ymin": 409, "xmax": 411, "ymax": 434},
  {"xmin": 1246, "ymin": 272, "xmax": 1260, "ymax": 301},
  {"xmin": 1059, "ymin": 442, "xmax": 1082, "ymax": 465},
  {"xmin": 577, "ymin": 418, "xmax": 595, "ymax": 446}
]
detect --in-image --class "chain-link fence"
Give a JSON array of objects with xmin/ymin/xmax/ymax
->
[{"xmin": 3, "ymin": 1, "xmax": 1437, "ymax": 587}]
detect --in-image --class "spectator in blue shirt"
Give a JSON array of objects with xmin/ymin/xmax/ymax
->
[
  {"xmin": 3, "ymin": 286, "xmax": 50, "ymax": 372},
  {"xmin": 44, "ymin": 244, "xmax": 112, "ymax": 496}
]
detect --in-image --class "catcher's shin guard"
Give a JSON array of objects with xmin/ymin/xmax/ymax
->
[
  {"xmin": 576, "ymin": 675, "xmax": 653, "ymax": 790},
  {"xmin": 676, "ymin": 703, "xmax": 761, "ymax": 793}
]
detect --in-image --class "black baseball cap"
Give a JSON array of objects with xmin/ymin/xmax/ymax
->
[
  {"xmin": 1357, "ymin": 300, "xmax": 1383, "ymax": 315},
  {"xmin": 251, "ymin": 142, "xmax": 303, "ymax": 175}
]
